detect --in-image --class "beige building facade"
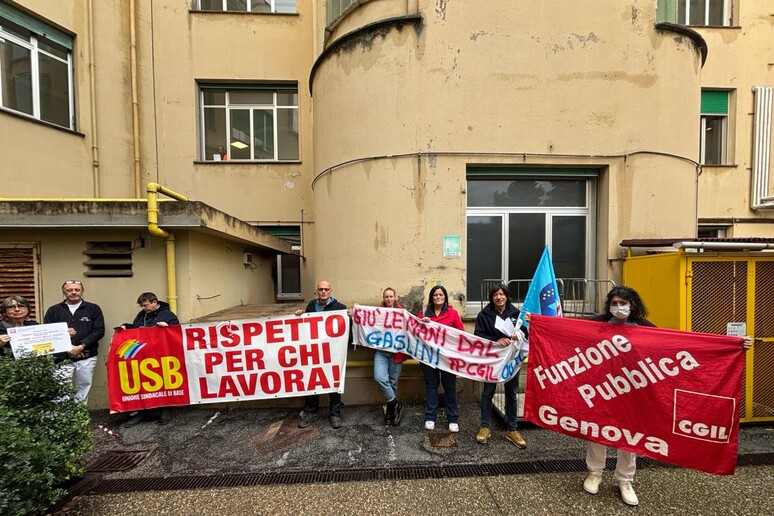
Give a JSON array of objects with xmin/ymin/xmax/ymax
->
[{"xmin": 0, "ymin": 0, "xmax": 772, "ymax": 408}]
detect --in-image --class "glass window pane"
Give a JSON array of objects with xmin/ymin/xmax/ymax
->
[
  {"xmin": 0, "ymin": 38, "xmax": 33, "ymax": 115},
  {"xmin": 202, "ymin": 89, "xmax": 226, "ymax": 105},
  {"xmin": 230, "ymin": 108, "xmax": 251, "ymax": 159},
  {"xmin": 275, "ymin": 0, "xmax": 297, "ymax": 13},
  {"xmin": 279, "ymin": 254, "xmax": 301, "ymax": 294},
  {"xmin": 466, "ymin": 215, "xmax": 503, "ymax": 302},
  {"xmin": 250, "ymin": 0, "xmax": 273, "ymax": 13},
  {"xmin": 230, "ymin": 90, "xmax": 273, "ymax": 105},
  {"xmin": 552, "ymin": 216, "xmax": 586, "ymax": 279},
  {"xmin": 226, "ymin": 0, "xmax": 249, "ymax": 11},
  {"xmin": 468, "ymin": 179, "xmax": 586, "ymax": 207},
  {"xmin": 253, "ymin": 109, "xmax": 274, "ymax": 159},
  {"xmin": 39, "ymin": 39, "xmax": 68, "ymax": 60},
  {"xmin": 508, "ymin": 213, "xmax": 546, "ymax": 299},
  {"xmin": 703, "ymin": 116, "xmax": 725, "ymax": 165},
  {"xmin": 688, "ymin": 0, "xmax": 706, "ymax": 25},
  {"xmin": 0, "ymin": 20, "xmax": 31, "ymax": 40},
  {"xmin": 39, "ymin": 52, "xmax": 70, "ymax": 127},
  {"xmin": 277, "ymin": 108, "xmax": 298, "ymax": 160},
  {"xmin": 277, "ymin": 91, "xmax": 297, "ymax": 106},
  {"xmin": 203, "ymin": 107, "xmax": 227, "ymax": 160},
  {"xmin": 707, "ymin": 0, "xmax": 725, "ymax": 25},
  {"xmin": 199, "ymin": 0, "xmax": 224, "ymax": 10}
]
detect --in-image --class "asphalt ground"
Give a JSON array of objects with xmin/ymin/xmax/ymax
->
[{"xmin": 56, "ymin": 402, "xmax": 774, "ymax": 515}]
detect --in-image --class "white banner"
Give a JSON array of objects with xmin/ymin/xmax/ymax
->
[
  {"xmin": 9, "ymin": 322, "xmax": 72, "ymax": 358},
  {"xmin": 353, "ymin": 306, "xmax": 525, "ymax": 383}
]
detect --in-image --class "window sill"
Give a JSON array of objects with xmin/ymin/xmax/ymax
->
[
  {"xmin": 190, "ymin": 10, "xmax": 299, "ymax": 17},
  {"xmin": 194, "ymin": 160, "xmax": 302, "ymax": 165},
  {"xmin": 686, "ymin": 25, "xmax": 741, "ymax": 30},
  {"xmin": 700, "ymin": 163, "xmax": 738, "ymax": 168},
  {"xmin": 0, "ymin": 107, "xmax": 83, "ymax": 137}
]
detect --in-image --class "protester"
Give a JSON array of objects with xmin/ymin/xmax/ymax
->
[
  {"xmin": 474, "ymin": 284, "xmax": 527, "ymax": 448},
  {"xmin": 118, "ymin": 292, "xmax": 180, "ymax": 428},
  {"xmin": 294, "ymin": 280, "xmax": 348, "ymax": 429},
  {"xmin": 582, "ymin": 285, "xmax": 654, "ymax": 506},
  {"xmin": 43, "ymin": 280, "xmax": 105, "ymax": 403},
  {"xmin": 374, "ymin": 287, "xmax": 407, "ymax": 426},
  {"xmin": 418, "ymin": 285, "xmax": 464, "ymax": 432},
  {"xmin": 0, "ymin": 296, "xmax": 39, "ymax": 357}
]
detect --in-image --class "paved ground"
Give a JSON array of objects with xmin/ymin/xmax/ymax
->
[{"xmin": 56, "ymin": 402, "xmax": 774, "ymax": 515}]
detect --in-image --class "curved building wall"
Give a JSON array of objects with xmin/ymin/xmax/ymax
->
[{"xmin": 311, "ymin": 1, "xmax": 704, "ymax": 302}]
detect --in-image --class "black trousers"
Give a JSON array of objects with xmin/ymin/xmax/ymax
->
[{"xmin": 304, "ymin": 393, "xmax": 342, "ymax": 416}]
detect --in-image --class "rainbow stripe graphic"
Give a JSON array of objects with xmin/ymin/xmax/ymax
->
[{"xmin": 116, "ymin": 339, "xmax": 147, "ymax": 359}]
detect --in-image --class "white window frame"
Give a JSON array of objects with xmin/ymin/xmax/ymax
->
[
  {"xmin": 464, "ymin": 177, "xmax": 596, "ymax": 318},
  {"xmin": 199, "ymin": 86, "xmax": 299, "ymax": 162},
  {"xmin": 0, "ymin": 21, "xmax": 74, "ymax": 129},
  {"xmin": 197, "ymin": 0, "xmax": 296, "ymax": 13},
  {"xmin": 277, "ymin": 247, "xmax": 303, "ymax": 300},
  {"xmin": 700, "ymin": 114, "xmax": 728, "ymax": 165},
  {"xmin": 679, "ymin": 0, "xmax": 731, "ymax": 27}
]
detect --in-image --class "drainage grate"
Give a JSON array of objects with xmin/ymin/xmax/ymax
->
[
  {"xmin": 87, "ymin": 451, "xmax": 774, "ymax": 495},
  {"xmin": 86, "ymin": 450, "xmax": 151, "ymax": 473}
]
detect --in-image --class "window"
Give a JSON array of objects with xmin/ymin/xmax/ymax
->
[
  {"xmin": 327, "ymin": 0, "xmax": 355, "ymax": 23},
  {"xmin": 260, "ymin": 225, "xmax": 302, "ymax": 300},
  {"xmin": 83, "ymin": 241, "xmax": 133, "ymax": 277},
  {"xmin": 701, "ymin": 90, "xmax": 729, "ymax": 165},
  {"xmin": 197, "ymin": 0, "xmax": 296, "ymax": 14},
  {"xmin": 678, "ymin": 0, "xmax": 730, "ymax": 26},
  {"xmin": 0, "ymin": 3, "xmax": 74, "ymax": 129},
  {"xmin": 465, "ymin": 173, "xmax": 596, "ymax": 311},
  {"xmin": 200, "ymin": 84, "xmax": 299, "ymax": 162}
]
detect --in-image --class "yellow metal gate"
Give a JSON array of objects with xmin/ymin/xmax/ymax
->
[{"xmin": 624, "ymin": 251, "xmax": 774, "ymax": 423}]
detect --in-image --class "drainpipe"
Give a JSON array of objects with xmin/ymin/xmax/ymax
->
[
  {"xmin": 146, "ymin": 183, "xmax": 189, "ymax": 314},
  {"xmin": 87, "ymin": 0, "xmax": 100, "ymax": 197},
  {"xmin": 130, "ymin": 0, "xmax": 142, "ymax": 198}
]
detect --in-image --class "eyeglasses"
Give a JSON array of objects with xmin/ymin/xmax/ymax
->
[
  {"xmin": 7, "ymin": 305, "xmax": 27, "ymax": 310},
  {"xmin": 64, "ymin": 280, "xmax": 82, "ymax": 285},
  {"xmin": 317, "ymin": 288, "xmax": 331, "ymax": 292}
]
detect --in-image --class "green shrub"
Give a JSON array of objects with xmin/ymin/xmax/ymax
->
[{"xmin": 0, "ymin": 354, "xmax": 93, "ymax": 515}]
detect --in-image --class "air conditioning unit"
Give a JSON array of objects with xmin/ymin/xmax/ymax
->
[{"xmin": 242, "ymin": 252, "xmax": 254, "ymax": 266}]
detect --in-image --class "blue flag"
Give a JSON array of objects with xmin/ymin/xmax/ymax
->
[{"xmin": 518, "ymin": 245, "xmax": 562, "ymax": 328}]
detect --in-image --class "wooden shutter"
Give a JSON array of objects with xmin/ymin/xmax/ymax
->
[{"xmin": 0, "ymin": 244, "xmax": 40, "ymax": 320}]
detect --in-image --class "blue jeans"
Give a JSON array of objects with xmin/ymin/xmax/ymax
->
[
  {"xmin": 374, "ymin": 350, "xmax": 402, "ymax": 401},
  {"xmin": 420, "ymin": 363, "xmax": 458, "ymax": 424},
  {"xmin": 480, "ymin": 374, "xmax": 519, "ymax": 431}
]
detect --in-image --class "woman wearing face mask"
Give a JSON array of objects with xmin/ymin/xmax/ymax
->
[{"xmin": 583, "ymin": 285, "xmax": 654, "ymax": 507}]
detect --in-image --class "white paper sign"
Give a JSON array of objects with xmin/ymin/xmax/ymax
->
[{"xmin": 8, "ymin": 322, "xmax": 72, "ymax": 358}]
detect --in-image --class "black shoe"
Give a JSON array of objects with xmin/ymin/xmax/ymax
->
[
  {"xmin": 330, "ymin": 414, "xmax": 342, "ymax": 429},
  {"xmin": 386, "ymin": 399, "xmax": 396, "ymax": 425},
  {"xmin": 121, "ymin": 413, "xmax": 145, "ymax": 428},
  {"xmin": 158, "ymin": 409, "xmax": 172, "ymax": 425},
  {"xmin": 391, "ymin": 401, "xmax": 403, "ymax": 426},
  {"xmin": 298, "ymin": 413, "xmax": 319, "ymax": 428}
]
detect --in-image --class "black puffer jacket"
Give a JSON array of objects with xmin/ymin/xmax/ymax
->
[{"xmin": 123, "ymin": 301, "xmax": 179, "ymax": 328}]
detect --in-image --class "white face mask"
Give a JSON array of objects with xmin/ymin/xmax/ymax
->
[{"xmin": 611, "ymin": 305, "xmax": 631, "ymax": 319}]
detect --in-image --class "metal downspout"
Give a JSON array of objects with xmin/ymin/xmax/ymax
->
[
  {"xmin": 146, "ymin": 183, "xmax": 189, "ymax": 314},
  {"xmin": 87, "ymin": 0, "xmax": 100, "ymax": 197},
  {"xmin": 130, "ymin": 0, "xmax": 142, "ymax": 198}
]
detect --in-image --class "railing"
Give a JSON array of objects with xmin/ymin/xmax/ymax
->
[{"xmin": 479, "ymin": 277, "xmax": 616, "ymax": 318}]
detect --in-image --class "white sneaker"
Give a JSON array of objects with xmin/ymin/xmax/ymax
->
[
  {"xmin": 424, "ymin": 420, "xmax": 435, "ymax": 430},
  {"xmin": 583, "ymin": 472, "xmax": 603, "ymax": 494},
  {"xmin": 618, "ymin": 480, "xmax": 639, "ymax": 506},
  {"xmin": 448, "ymin": 423, "xmax": 459, "ymax": 433}
]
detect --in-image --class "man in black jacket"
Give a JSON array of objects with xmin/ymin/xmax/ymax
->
[
  {"xmin": 118, "ymin": 292, "xmax": 179, "ymax": 427},
  {"xmin": 44, "ymin": 280, "xmax": 105, "ymax": 403},
  {"xmin": 294, "ymin": 280, "xmax": 347, "ymax": 429}
]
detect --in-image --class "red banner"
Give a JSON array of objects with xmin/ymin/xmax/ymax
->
[
  {"xmin": 523, "ymin": 315, "xmax": 746, "ymax": 475},
  {"xmin": 106, "ymin": 312, "xmax": 349, "ymax": 413}
]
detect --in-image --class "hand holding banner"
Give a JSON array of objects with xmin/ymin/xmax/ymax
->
[{"xmin": 523, "ymin": 315, "xmax": 746, "ymax": 475}]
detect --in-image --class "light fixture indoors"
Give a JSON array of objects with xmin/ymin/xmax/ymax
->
[{"xmin": 231, "ymin": 141, "xmax": 248, "ymax": 149}]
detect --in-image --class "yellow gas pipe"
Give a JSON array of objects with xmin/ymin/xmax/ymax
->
[{"xmin": 146, "ymin": 183, "xmax": 189, "ymax": 314}]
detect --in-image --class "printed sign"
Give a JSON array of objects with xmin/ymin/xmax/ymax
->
[
  {"xmin": 9, "ymin": 322, "xmax": 72, "ymax": 358},
  {"xmin": 523, "ymin": 315, "xmax": 746, "ymax": 475},
  {"xmin": 106, "ymin": 311, "xmax": 349, "ymax": 412}
]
